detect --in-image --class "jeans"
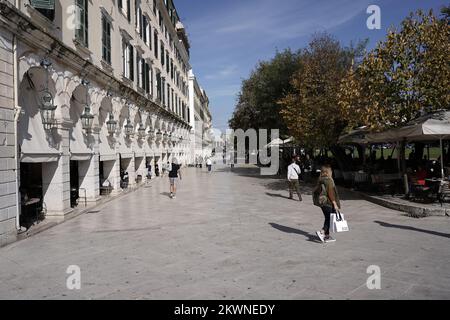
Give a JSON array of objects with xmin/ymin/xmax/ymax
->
[{"xmin": 321, "ymin": 206, "xmax": 336, "ymax": 235}]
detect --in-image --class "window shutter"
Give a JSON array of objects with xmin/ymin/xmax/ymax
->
[{"xmin": 30, "ymin": 0, "xmax": 55, "ymax": 10}]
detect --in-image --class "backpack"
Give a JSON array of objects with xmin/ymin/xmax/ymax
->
[{"xmin": 313, "ymin": 181, "xmax": 328, "ymax": 207}]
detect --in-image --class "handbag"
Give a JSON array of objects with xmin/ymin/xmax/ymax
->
[{"xmin": 330, "ymin": 210, "xmax": 349, "ymax": 233}]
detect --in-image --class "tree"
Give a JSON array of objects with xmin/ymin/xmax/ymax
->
[
  {"xmin": 279, "ymin": 33, "xmax": 366, "ymax": 169},
  {"xmin": 229, "ymin": 49, "xmax": 302, "ymax": 136},
  {"xmin": 339, "ymin": 10, "xmax": 450, "ymax": 132},
  {"xmin": 441, "ymin": 5, "xmax": 450, "ymax": 21}
]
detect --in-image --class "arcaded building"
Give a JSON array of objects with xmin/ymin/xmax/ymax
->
[{"xmin": 0, "ymin": 0, "xmax": 201, "ymax": 245}]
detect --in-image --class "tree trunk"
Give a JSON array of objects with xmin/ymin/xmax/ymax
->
[{"xmin": 330, "ymin": 144, "xmax": 352, "ymax": 172}]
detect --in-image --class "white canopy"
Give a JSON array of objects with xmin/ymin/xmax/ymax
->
[
  {"xmin": 367, "ymin": 111, "xmax": 450, "ymax": 143},
  {"xmin": 264, "ymin": 137, "xmax": 293, "ymax": 148},
  {"xmin": 338, "ymin": 127, "xmax": 370, "ymax": 145},
  {"xmin": 366, "ymin": 110, "xmax": 450, "ymax": 178}
]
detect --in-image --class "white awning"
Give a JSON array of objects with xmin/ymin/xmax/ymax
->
[
  {"xmin": 69, "ymin": 124, "xmax": 93, "ymax": 161},
  {"xmin": 98, "ymin": 128, "xmax": 116, "ymax": 162},
  {"xmin": 120, "ymin": 153, "xmax": 134, "ymax": 159},
  {"xmin": 367, "ymin": 110, "xmax": 450, "ymax": 143},
  {"xmin": 19, "ymin": 99, "xmax": 60, "ymax": 163},
  {"xmin": 100, "ymin": 154, "xmax": 116, "ymax": 162}
]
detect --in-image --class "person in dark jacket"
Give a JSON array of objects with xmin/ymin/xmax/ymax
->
[{"xmin": 315, "ymin": 165, "xmax": 341, "ymax": 243}]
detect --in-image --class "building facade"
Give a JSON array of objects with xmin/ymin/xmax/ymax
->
[
  {"xmin": 188, "ymin": 69, "xmax": 212, "ymax": 165},
  {"xmin": 0, "ymin": 0, "xmax": 198, "ymax": 246}
]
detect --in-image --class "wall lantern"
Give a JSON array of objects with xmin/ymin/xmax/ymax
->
[
  {"xmin": 147, "ymin": 128, "xmax": 155, "ymax": 140},
  {"xmin": 39, "ymin": 58, "xmax": 57, "ymax": 130},
  {"xmin": 106, "ymin": 112, "xmax": 117, "ymax": 135},
  {"xmin": 124, "ymin": 117, "xmax": 134, "ymax": 137},
  {"xmin": 138, "ymin": 122, "xmax": 147, "ymax": 139},
  {"xmin": 80, "ymin": 80, "xmax": 94, "ymax": 132},
  {"xmin": 40, "ymin": 90, "xmax": 57, "ymax": 130}
]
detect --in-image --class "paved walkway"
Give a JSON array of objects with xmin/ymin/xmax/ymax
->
[{"xmin": 0, "ymin": 165, "xmax": 449, "ymax": 300}]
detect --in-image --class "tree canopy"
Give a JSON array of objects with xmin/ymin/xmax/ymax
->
[
  {"xmin": 279, "ymin": 33, "xmax": 366, "ymax": 148},
  {"xmin": 339, "ymin": 10, "xmax": 450, "ymax": 132},
  {"xmin": 228, "ymin": 49, "xmax": 302, "ymax": 136}
]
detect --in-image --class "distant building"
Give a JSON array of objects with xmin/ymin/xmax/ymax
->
[{"xmin": 188, "ymin": 70, "xmax": 212, "ymax": 165}]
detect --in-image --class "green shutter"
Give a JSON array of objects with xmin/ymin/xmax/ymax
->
[{"xmin": 30, "ymin": 0, "xmax": 55, "ymax": 10}]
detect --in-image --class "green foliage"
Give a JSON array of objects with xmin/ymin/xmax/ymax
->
[
  {"xmin": 279, "ymin": 33, "xmax": 366, "ymax": 148},
  {"xmin": 339, "ymin": 10, "xmax": 450, "ymax": 131},
  {"xmin": 228, "ymin": 49, "xmax": 302, "ymax": 136}
]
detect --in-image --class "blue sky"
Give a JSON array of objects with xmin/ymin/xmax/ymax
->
[{"xmin": 175, "ymin": 0, "xmax": 448, "ymax": 132}]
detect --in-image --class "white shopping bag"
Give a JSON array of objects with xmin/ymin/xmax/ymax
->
[{"xmin": 330, "ymin": 211, "xmax": 349, "ymax": 233}]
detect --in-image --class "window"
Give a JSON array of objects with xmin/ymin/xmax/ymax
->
[
  {"xmin": 171, "ymin": 89, "xmax": 174, "ymax": 113},
  {"xmin": 143, "ymin": 15, "xmax": 151, "ymax": 48},
  {"xmin": 159, "ymin": 10, "xmax": 163, "ymax": 28},
  {"xmin": 119, "ymin": 0, "xmax": 131, "ymax": 22},
  {"xmin": 75, "ymin": 0, "xmax": 88, "ymax": 47},
  {"xmin": 153, "ymin": 0, "xmax": 157, "ymax": 15},
  {"xmin": 146, "ymin": 65, "xmax": 152, "ymax": 95},
  {"xmin": 156, "ymin": 72, "xmax": 162, "ymax": 101},
  {"xmin": 162, "ymin": 77, "xmax": 166, "ymax": 106},
  {"xmin": 170, "ymin": 59, "xmax": 174, "ymax": 80},
  {"xmin": 161, "ymin": 43, "xmax": 165, "ymax": 66},
  {"xmin": 30, "ymin": 0, "xmax": 55, "ymax": 21},
  {"xmin": 101, "ymin": 14, "xmax": 112, "ymax": 64},
  {"xmin": 137, "ymin": 53, "xmax": 143, "ymax": 88},
  {"xmin": 154, "ymin": 31, "xmax": 158, "ymax": 59},
  {"xmin": 136, "ymin": 1, "xmax": 143, "ymax": 38},
  {"xmin": 166, "ymin": 51, "xmax": 169, "ymax": 74},
  {"xmin": 123, "ymin": 40, "xmax": 134, "ymax": 81},
  {"xmin": 167, "ymin": 85, "xmax": 171, "ymax": 110}
]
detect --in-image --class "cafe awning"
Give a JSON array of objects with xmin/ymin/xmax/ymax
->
[
  {"xmin": 19, "ymin": 105, "xmax": 60, "ymax": 163},
  {"xmin": 367, "ymin": 110, "xmax": 450, "ymax": 143},
  {"xmin": 69, "ymin": 124, "xmax": 93, "ymax": 161}
]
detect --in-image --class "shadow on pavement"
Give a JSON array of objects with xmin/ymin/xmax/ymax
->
[
  {"xmin": 269, "ymin": 223, "xmax": 321, "ymax": 243},
  {"xmin": 374, "ymin": 221, "xmax": 450, "ymax": 239},
  {"xmin": 160, "ymin": 192, "xmax": 172, "ymax": 198},
  {"xmin": 266, "ymin": 192, "xmax": 295, "ymax": 200}
]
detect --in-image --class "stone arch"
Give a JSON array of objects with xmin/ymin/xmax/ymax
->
[{"xmin": 18, "ymin": 65, "xmax": 61, "ymax": 150}]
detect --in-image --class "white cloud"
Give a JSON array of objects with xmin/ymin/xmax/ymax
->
[{"xmin": 205, "ymin": 65, "xmax": 239, "ymax": 80}]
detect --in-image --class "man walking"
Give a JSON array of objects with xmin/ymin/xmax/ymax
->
[
  {"xmin": 206, "ymin": 157, "xmax": 212, "ymax": 173},
  {"xmin": 287, "ymin": 156, "xmax": 303, "ymax": 201},
  {"xmin": 169, "ymin": 158, "xmax": 182, "ymax": 199}
]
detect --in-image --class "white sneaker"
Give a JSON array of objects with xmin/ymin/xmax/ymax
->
[
  {"xmin": 325, "ymin": 236, "xmax": 336, "ymax": 243},
  {"xmin": 316, "ymin": 230, "xmax": 325, "ymax": 243}
]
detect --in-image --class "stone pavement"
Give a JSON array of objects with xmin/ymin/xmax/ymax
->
[{"xmin": 0, "ymin": 165, "xmax": 449, "ymax": 300}]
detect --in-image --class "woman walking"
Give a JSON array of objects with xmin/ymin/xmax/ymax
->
[
  {"xmin": 168, "ymin": 158, "xmax": 182, "ymax": 199},
  {"xmin": 315, "ymin": 165, "xmax": 340, "ymax": 243}
]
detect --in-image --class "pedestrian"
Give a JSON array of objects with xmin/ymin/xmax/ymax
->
[
  {"xmin": 206, "ymin": 157, "xmax": 212, "ymax": 173},
  {"xmin": 168, "ymin": 158, "xmax": 182, "ymax": 199},
  {"xmin": 314, "ymin": 165, "xmax": 340, "ymax": 243},
  {"xmin": 287, "ymin": 156, "xmax": 303, "ymax": 201}
]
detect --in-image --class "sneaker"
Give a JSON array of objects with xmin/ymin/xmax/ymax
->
[
  {"xmin": 169, "ymin": 193, "xmax": 173, "ymax": 199},
  {"xmin": 316, "ymin": 230, "xmax": 325, "ymax": 243},
  {"xmin": 172, "ymin": 195, "xmax": 176, "ymax": 199},
  {"xmin": 325, "ymin": 236, "xmax": 336, "ymax": 243}
]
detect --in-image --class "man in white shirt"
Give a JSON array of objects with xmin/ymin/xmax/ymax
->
[
  {"xmin": 206, "ymin": 158, "xmax": 212, "ymax": 173},
  {"xmin": 287, "ymin": 156, "xmax": 303, "ymax": 201}
]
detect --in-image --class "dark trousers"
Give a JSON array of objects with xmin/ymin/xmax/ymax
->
[
  {"xmin": 288, "ymin": 180, "xmax": 302, "ymax": 200},
  {"xmin": 321, "ymin": 206, "xmax": 336, "ymax": 235}
]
